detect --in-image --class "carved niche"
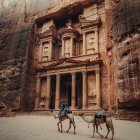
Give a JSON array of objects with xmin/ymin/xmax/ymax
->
[{"xmin": 42, "ymin": 42, "xmax": 49, "ymax": 61}]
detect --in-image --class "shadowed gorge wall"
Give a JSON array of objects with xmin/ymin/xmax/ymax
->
[
  {"xmin": 0, "ymin": 0, "xmax": 60, "ymax": 111},
  {"xmin": 110, "ymin": 0, "xmax": 140, "ymax": 111}
]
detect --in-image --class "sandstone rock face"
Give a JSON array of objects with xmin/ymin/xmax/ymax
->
[
  {"xmin": 0, "ymin": 0, "xmax": 58, "ymax": 112},
  {"xmin": 110, "ymin": 0, "xmax": 140, "ymax": 110}
]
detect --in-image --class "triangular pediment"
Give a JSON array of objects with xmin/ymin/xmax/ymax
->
[
  {"xmin": 47, "ymin": 58, "xmax": 89, "ymax": 69},
  {"xmin": 37, "ymin": 58, "xmax": 101, "ymax": 72}
]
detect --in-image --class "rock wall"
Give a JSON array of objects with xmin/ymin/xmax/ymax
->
[
  {"xmin": 0, "ymin": 0, "xmax": 58, "ymax": 113},
  {"xmin": 110, "ymin": 0, "xmax": 140, "ymax": 110}
]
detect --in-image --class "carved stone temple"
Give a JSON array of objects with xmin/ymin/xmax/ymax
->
[
  {"xmin": 0, "ymin": 0, "xmax": 140, "ymax": 118},
  {"xmin": 34, "ymin": 7, "xmax": 103, "ymax": 111}
]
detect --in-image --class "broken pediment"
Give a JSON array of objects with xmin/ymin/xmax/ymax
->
[
  {"xmin": 39, "ymin": 24, "xmax": 57, "ymax": 39},
  {"xmin": 79, "ymin": 15, "xmax": 101, "ymax": 29}
]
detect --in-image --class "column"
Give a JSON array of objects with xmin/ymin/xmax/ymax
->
[
  {"xmin": 95, "ymin": 28, "xmax": 99, "ymax": 52},
  {"xmin": 55, "ymin": 74, "xmax": 60, "ymax": 109},
  {"xmin": 70, "ymin": 37, "xmax": 73, "ymax": 57},
  {"xmin": 95, "ymin": 69, "xmax": 101, "ymax": 107},
  {"xmin": 71, "ymin": 72, "xmax": 76, "ymax": 109},
  {"xmin": 35, "ymin": 75, "xmax": 41, "ymax": 109},
  {"xmin": 82, "ymin": 71, "xmax": 87, "ymax": 109},
  {"xmin": 45, "ymin": 75, "xmax": 51, "ymax": 110},
  {"xmin": 83, "ymin": 32, "xmax": 86, "ymax": 55},
  {"xmin": 62, "ymin": 39, "xmax": 65, "ymax": 57},
  {"xmin": 49, "ymin": 41, "xmax": 53, "ymax": 60},
  {"xmin": 39, "ymin": 42, "xmax": 42, "ymax": 62}
]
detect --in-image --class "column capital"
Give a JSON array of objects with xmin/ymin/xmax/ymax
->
[
  {"xmin": 71, "ymin": 72, "xmax": 76, "ymax": 76},
  {"xmin": 36, "ymin": 75, "xmax": 41, "ymax": 79},
  {"xmin": 62, "ymin": 37, "xmax": 66, "ymax": 41},
  {"xmin": 46, "ymin": 75, "xmax": 51, "ymax": 79},
  {"xmin": 56, "ymin": 73, "xmax": 61, "ymax": 76},
  {"xmin": 82, "ymin": 32, "xmax": 86, "ymax": 35},
  {"xmin": 94, "ymin": 28, "xmax": 98, "ymax": 32},
  {"xmin": 82, "ymin": 71, "xmax": 87, "ymax": 75},
  {"xmin": 56, "ymin": 73, "xmax": 61, "ymax": 79},
  {"xmin": 95, "ymin": 69, "xmax": 100, "ymax": 73}
]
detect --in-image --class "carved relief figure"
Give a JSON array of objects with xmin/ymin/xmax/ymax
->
[
  {"xmin": 42, "ymin": 42, "xmax": 49, "ymax": 60},
  {"xmin": 88, "ymin": 38, "xmax": 94, "ymax": 48},
  {"xmin": 66, "ymin": 19, "xmax": 73, "ymax": 29},
  {"xmin": 64, "ymin": 39, "xmax": 70, "ymax": 57}
]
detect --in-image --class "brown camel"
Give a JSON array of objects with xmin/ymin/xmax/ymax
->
[
  {"xmin": 50, "ymin": 110, "xmax": 76, "ymax": 134},
  {"xmin": 79, "ymin": 113, "xmax": 114, "ymax": 140}
]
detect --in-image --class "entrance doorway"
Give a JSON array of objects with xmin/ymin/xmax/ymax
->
[
  {"xmin": 60, "ymin": 73, "xmax": 71, "ymax": 105},
  {"xmin": 59, "ymin": 73, "xmax": 82, "ymax": 108},
  {"xmin": 50, "ymin": 75, "xmax": 56, "ymax": 109},
  {"xmin": 68, "ymin": 86, "xmax": 71, "ymax": 106}
]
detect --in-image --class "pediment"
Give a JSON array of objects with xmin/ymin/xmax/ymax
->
[
  {"xmin": 39, "ymin": 25, "xmax": 57, "ymax": 39},
  {"xmin": 37, "ymin": 57, "xmax": 102, "ymax": 72},
  {"xmin": 37, "ymin": 58, "xmax": 93, "ymax": 71},
  {"xmin": 79, "ymin": 15, "xmax": 101, "ymax": 29},
  {"xmin": 47, "ymin": 58, "xmax": 88, "ymax": 69}
]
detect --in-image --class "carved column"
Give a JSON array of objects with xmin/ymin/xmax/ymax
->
[
  {"xmin": 45, "ymin": 75, "xmax": 51, "ymax": 110},
  {"xmin": 71, "ymin": 72, "xmax": 76, "ymax": 109},
  {"xmin": 95, "ymin": 28, "xmax": 99, "ymax": 52},
  {"xmin": 82, "ymin": 71, "xmax": 87, "ymax": 109},
  {"xmin": 70, "ymin": 37, "xmax": 73, "ymax": 57},
  {"xmin": 39, "ymin": 42, "xmax": 42, "ymax": 62},
  {"xmin": 55, "ymin": 74, "xmax": 60, "ymax": 109},
  {"xmin": 62, "ymin": 39, "xmax": 65, "ymax": 57},
  {"xmin": 96, "ymin": 69, "xmax": 101, "ymax": 107},
  {"xmin": 83, "ymin": 32, "xmax": 86, "ymax": 55},
  {"xmin": 49, "ymin": 41, "xmax": 53, "ymax": 60},
  {"xmin": 35, "ymin": 75, "xmax": 41, "ymax": 109}
]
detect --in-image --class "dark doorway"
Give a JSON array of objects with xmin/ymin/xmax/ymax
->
[
  {"xmin": 68, "ymin": 86, "xmax": 71, "ymax": 106},
  {"xmin": 76, "ymin": 72, "xmax": 82, "ymax": 109},
  {"xmin": 50, "ymin": 75, "xmax": 56, "ymax": 109}
]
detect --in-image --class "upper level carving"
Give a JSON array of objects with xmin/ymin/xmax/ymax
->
[{"xmin": 35, "ymin": 2, "xmax": 102, "ymax": 65}]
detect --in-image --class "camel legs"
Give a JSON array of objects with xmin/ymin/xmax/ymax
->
[
  {"xmin": 105, "ymin": 119, "xmax": 114, "ymax": 140},
  {"xmin": 57, "ymin": 121, "xmax": 60, "ymax": 131},
  {"xmin": 72, "ymin": 120, "xmax": 76, "ymax": 134},
  {"xmin": 66, "ymin": 120, "xmax": 76, "ymax": 134},
  {"xmin": 60, "ymin": 121, "xmax": 63, "ymax": 132},
  {"xmin": 111, "ymin": 127, "xmax": 114, "ymax": 140},
  {"xmin": 105, "ymin": 124, "xmax": 110, "ymax": 139},
  {"xmin": 66, "ymin": 120, "xmax": 71, "ymax": 133},
  {"xmin": 96, "ymin": 124, "xmax": 103, "ymax": 138},
  {"xmin": 91, "ymin": 123, "xmax": 96, "ymax": 138}
]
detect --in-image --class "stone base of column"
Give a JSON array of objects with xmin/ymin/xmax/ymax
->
[
  {"xmin": 35, "ymin": 98, "xmax": 39, "ymax": 109},
  {"xmin": 82, "ymin": 107, "xmax": 87, "ymax": 110},
  {"xmin": 71, "ymin": 107, "xmax": 76, "ymax": 110}
]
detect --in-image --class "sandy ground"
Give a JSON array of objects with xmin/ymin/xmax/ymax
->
[{"xmin": 0, "ymin": 115, "xmax": 140, "ymax": 140}]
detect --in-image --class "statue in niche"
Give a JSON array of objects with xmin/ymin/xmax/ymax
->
[
  {"xmin": 66, "ymin": 19, "xmax": 73, "ymax": 29},
  {"xmin": 90, "ymin": 88, "xmax": 96, "ymax": 98},
  {"xmin": 88, "ymin": 38, "xmax": 94, "ymax": 47},
  {"xmin": 42, "ymin": 44, "xmax": 49, "ymax": 57},
  {"xmin": 65, "ymin": 39, "xmax": 70, "ymax": 53}
]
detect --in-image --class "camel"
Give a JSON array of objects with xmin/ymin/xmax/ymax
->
[
  {"xmin": 79, "ymin": 113, "xmax": 114, "ymax": 140},
  {"xmin": 50, "ymin": 110, "xmax": 76, "ymax": 134}
]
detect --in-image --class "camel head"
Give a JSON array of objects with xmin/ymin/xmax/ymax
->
[{"xmin": 79, "ymin": 113, "xmax": 84, "ymax": 117}]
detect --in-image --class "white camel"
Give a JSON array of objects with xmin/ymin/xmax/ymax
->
[
  {"xmin": 50, "ymin": 110, "xmax": 76, "ymax": 134},
  {"xmin": 79, "ymin": 113, "xmax": 114, "ymax": 140}
]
